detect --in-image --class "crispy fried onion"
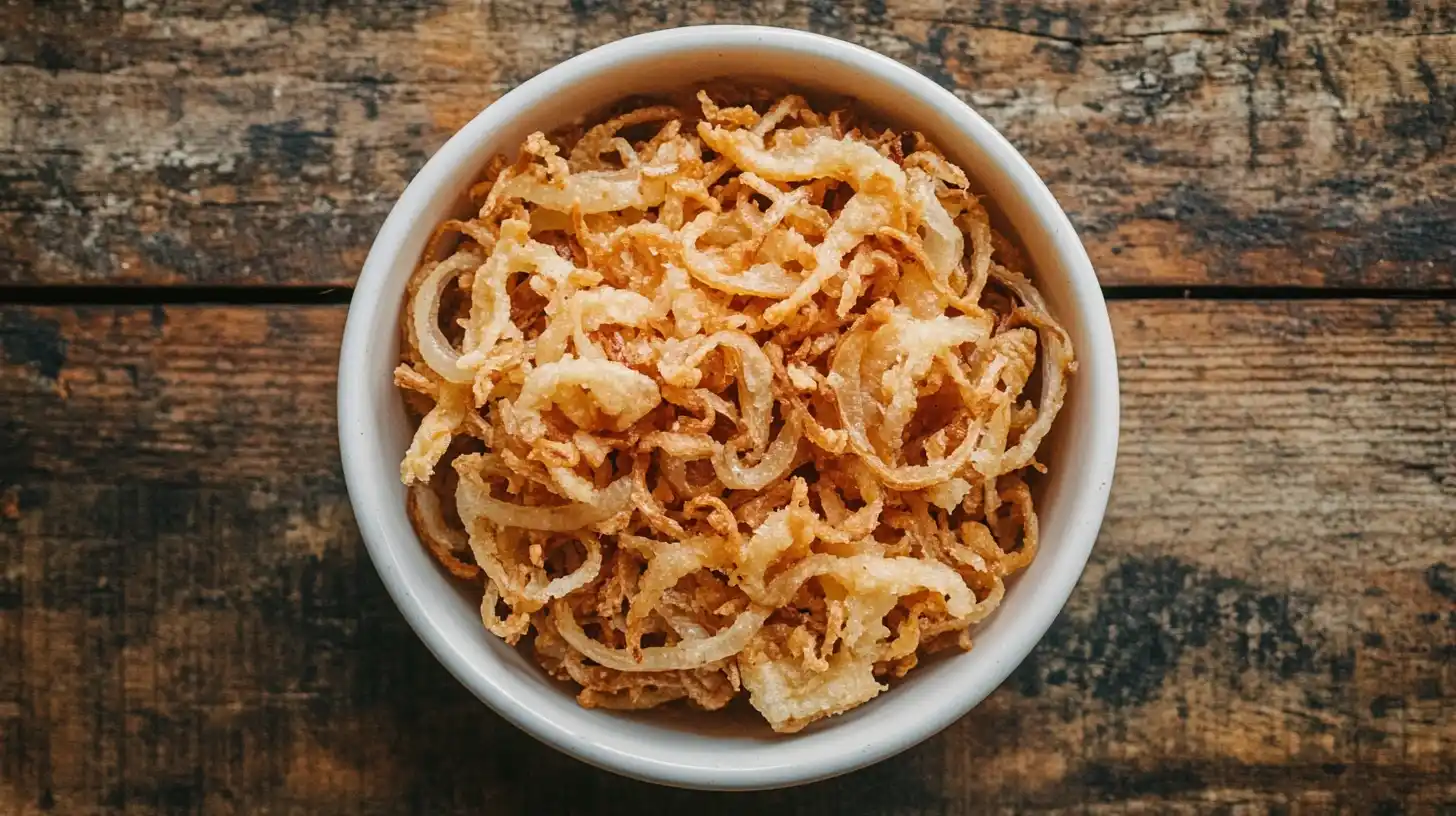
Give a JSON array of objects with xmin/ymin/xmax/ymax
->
[
  {"xmin": 513, "ymin": 357, "xmax": 661, "ymax": 439},
  {"xmin": 395, "ymin": 89, "xmax": 1076, "ymax": 732}
]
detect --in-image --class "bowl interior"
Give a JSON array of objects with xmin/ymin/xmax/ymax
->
[{"xmin": 344, "ymin": 28, "xmax": 1116, "ymax": 788}]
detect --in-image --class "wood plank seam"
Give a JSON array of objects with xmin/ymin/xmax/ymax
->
[{"xmin": 1, "ymin": 285, "xmax": 1454, "ymax": 307}]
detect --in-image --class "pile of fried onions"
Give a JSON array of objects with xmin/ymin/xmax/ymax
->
[{"xmin": 394, "ymin": 89, "xmax": 1075, "ymax": 733}]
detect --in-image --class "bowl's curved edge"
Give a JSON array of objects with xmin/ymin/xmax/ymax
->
[{"xmin": 338, "ymin": 24, "xmax": 1121, "ymax": 791}]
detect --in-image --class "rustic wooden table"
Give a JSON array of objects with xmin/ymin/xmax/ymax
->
[{"xmin": 2, "ymin": 2, "xmax": 1453, "ymax": 813}]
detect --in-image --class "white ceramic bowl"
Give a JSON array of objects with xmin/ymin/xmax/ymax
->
[{"xmin": 338, "ymin": 25, "xmax": 1119, "ymax": 791}]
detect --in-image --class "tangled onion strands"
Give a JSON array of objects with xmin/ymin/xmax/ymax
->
[
  {"xmin": 712, "ymin": 411, "xmax": 803, "ymax": 490},
  {"xmin": 513, "ymin": 357, "xmax": 662, "ymax": 439},
  {"xmin": 410, "ymin": 249, "xmax": 485, "ymax": 383},
  {"xmin": 406, "ymin": 484, "xmax": 478, "ymax": 580},
  {"xmin": 658, "ymin": 330, "xmax": 773, "ymax": 449},
  {"xmin": 987, "ymin": 265, "xmax": 1075, "ymax": 474},
  {"xmin": 681, "ymin": 212, "xmax": 805, "ymax": 298},
  {"xmin": 480, "ymin": 579, "xmax": 533, "ymax": 642},
  {"xmin": 554, "ymin": 598, "xmax": 772, "ymax": 672},
  {"xmin": 395, "ymin": 88, "xmax": 1075, "ymax": 732},
  {"xmin": 399, "ymin": 383, "xmax": 472, "ymax": 485},
  {"xmin": 752, "ymin": 553, "xmax": 978, "ymax": 619},
  {"xmin": 455, "ymin": 458, "xmax": 634, "ymax": 532},
  {"xmin": 830, "ymin": 328, "xmax": 987, "ymax": 491},
  {"xmin": 466, "ymin": 524, "xmax": 604, "ymax": 612},
  {"xmin": 697, "ymin": 122, "xmax": 906, "ymax": 192}
]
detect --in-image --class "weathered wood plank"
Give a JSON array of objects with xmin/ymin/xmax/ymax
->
[
  {"xmin": 1, "ymin": 299, "xmax": 1451, "ymax": 813},
  {"xmin": 3, "ymin": 1, "xmax": 1453, "ymax": 288}
]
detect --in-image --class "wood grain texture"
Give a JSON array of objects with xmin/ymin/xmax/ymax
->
[
  {"xmin": 3, "ymin": 0, "xmax": 1453, "ymax": 288},
  {"xmin": 1, "ymin": 300, "xmax": 1452, "ymax": 814}
]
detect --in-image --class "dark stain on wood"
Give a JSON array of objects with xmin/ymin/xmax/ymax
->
[
  {"xmin": 244, "ymin": 121, "xmax": 338, "ymax": 179},
  {"xmin": 32, "ymin": 42, "xmax": 75, "ymax": 74},
  {"xmin": 1309, "ymin": 40, "xmax": 1346, "ymax": 105},
  {"xmin": 1133, "ymin": 185, "xmax": 1455, "ymax": 287},
  {"xmin": 1012, "ymin": 556, "xmax": 1320, "ymax": 707},
  {"xmin": 1385, "ymin": 56, "xmax": 1455, "ymax": 158},
  {"xmin": 247, "ymin": 0, "xmax": 447, "ymax": 28},
  {"xmin": 807, "ymin": 0, "xmax": 853, "ymax": 38},
  {"xmin": 1259, "ymin": 0, "xmax": 1292, "ymax": 18},
  {"xmin": 1426, "ymin": 563, "xmax": 1456, "ymax": 601},
  {"xmin": 1033, "ymin": 39, "xmax": 1082, "ymax": 75},
  {"xmin": 0, "ymin": 310, "xmax": 66, "ymax": 380},
  {"xmin": 1, "ymin": 2, "xmax": 124, "ymax": 74},
  {"xmin": 0, "ymin": 578, "xmax": 18, "ymax": 612},
  {"xmin": 1074, "ymin": 761, "xmax": 1209, "ymax": 801}
]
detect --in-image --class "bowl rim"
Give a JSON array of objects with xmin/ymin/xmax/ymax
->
[{"xmin": 338, "ymin": 24, "xmax": 1119, "ymax": 790}]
